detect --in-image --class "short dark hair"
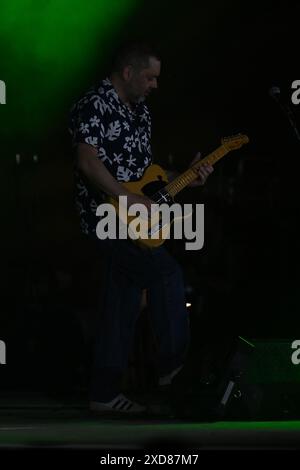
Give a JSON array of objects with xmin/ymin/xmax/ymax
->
[{"xmin": 110, "ymin": 41, "xmax": 161, "ymax": 74}]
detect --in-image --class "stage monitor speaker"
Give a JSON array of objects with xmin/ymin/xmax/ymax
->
[{"xmin": 169, "ymin": 336, "xmax": 261, "ymax": 420}]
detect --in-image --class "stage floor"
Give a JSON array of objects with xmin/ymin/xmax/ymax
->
[
  {"xmin": 1, "ymin": 410, "xmax": 300, "ymax": 450},
  {"xmin": 0, "ymin": 392, "xmax": 300, "ymax": 451}
]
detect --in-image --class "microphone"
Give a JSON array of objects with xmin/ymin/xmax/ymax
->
[
  {"xmin": 269, "ymin": 85, "xmax": 300, "ymax": 142},
  {"xmin": 269, "ymin": 86, "xmax": 281, "ymax": 101}
]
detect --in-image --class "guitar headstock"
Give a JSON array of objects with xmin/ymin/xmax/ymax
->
[{"xmin": 221, "ymin": 133, "xmax": 249, "ymax": 150}]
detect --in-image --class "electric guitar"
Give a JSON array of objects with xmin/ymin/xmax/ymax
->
[{"xmin": 109, "ymin": 134, "xmax": 249, "ymax": 248}]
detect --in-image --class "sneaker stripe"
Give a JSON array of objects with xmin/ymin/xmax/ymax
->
[
  {"xmin": 90, "ymin": 394, "xmax": 144, "ymax": 413},
  {"xmin": 112, "ymin": 397, "xmax": 131, "ymax": 411},
  {"xmin": 118, "ymin": 400, "xmax": 131, "ymax": 410},
  {"xmin": 124, "ymin": 401, "xmax": 133, "ymax": 411},
  {"xmin": 112, "ymin": 399, "xmax": 122, "ymax": 409}
]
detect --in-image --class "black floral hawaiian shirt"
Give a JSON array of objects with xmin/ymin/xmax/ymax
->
[{"xmin": 69, "ymin": 78, "xmax": 152, "ymax": 236}]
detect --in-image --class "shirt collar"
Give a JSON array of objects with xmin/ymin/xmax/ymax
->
[{"xmin": 101, "ymin": 77, "xmax": 143, "ymax": 115}]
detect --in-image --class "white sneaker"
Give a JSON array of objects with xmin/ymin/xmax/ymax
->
[
  {"xmin": 90, "ymin": 393, "xmax": 146, "ymax": 414},
  {"xmin": 159, "ymin": 365, "xmax": 183, "ymax": 386}
]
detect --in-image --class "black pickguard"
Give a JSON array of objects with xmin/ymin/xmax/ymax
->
[
  {"xmin": 141, "ymin": 179, "xmax": 167, "ymax": 198},
  {"xmin": 141, "ymin": 178, "xmax": 175, "ymax": 226}
]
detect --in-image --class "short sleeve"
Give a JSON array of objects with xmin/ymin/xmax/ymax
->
[{"xmin": 69, "ymin": 95, "xmax": 106, "ymax": 152}]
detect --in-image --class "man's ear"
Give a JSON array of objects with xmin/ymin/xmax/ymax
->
[{"xmin": 123, "ymin": 65, "xmax": 133, "ymax": 82}]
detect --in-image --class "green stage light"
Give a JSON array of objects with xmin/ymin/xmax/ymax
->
[{"xmin": 0, "ymin": 0, "xmax": 138, "ymax": 139}]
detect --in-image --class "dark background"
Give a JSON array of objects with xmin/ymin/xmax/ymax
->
[{"xmin": 1, "ymin": 0, "xmax": 300, "ymax": 393}]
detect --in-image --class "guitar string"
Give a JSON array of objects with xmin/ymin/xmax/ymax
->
[
  {"xmin": 123, "ymin": 141, "xmax": 246, "ymax": 223},
  {"xmin": 135, "ymin": 143, "xmax": 243, "ymax": 205}
]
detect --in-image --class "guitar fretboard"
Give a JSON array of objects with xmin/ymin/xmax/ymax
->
[{"xmin": 166, "ymin": 145, "xmax": 229, "ymax": 197}]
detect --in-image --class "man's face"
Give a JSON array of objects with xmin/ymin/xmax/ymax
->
[{"xmin": 125, "ymin": 56, "xmax": 161, "ymax": 103}]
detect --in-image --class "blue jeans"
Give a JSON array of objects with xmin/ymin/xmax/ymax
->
[{"xmin": 89, "ymin": 238, "xmax": 190, "ymax": 402}]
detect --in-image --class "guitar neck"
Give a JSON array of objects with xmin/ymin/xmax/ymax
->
[{"xmin": 166, "ymin": 144, "xmax": 229, "ymax": 198}]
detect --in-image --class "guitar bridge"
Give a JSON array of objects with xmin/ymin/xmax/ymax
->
[{"xmin": 154, "ymin": 189, "xmax": 173, "ymax": 205}]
